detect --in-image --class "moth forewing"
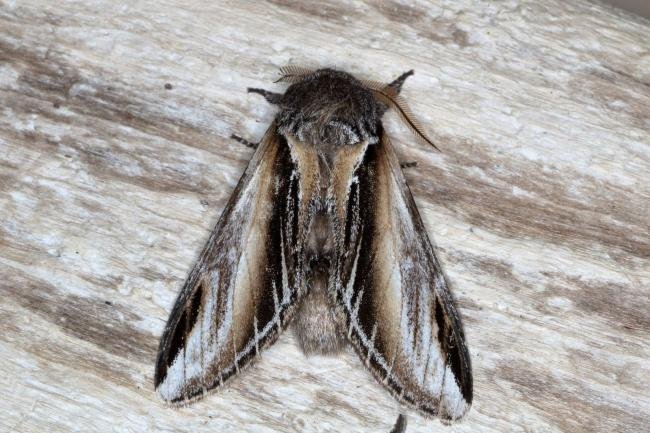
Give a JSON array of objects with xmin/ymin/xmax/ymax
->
[
  {"xmin": 154, "ymin": 125, "xmax": 316, "ymax": 403},
  {"xmin": 329, "ymin": 133, "xmax": 472, "ymax": 420}
]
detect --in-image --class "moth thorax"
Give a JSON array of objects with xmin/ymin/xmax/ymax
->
[
  {"xmin": 277, "ymin": 69, "xmax": 381, "ymax": 147},
  {"xmin": 278, "ymin": 114, "xmax": 379, "ymax": 147}
]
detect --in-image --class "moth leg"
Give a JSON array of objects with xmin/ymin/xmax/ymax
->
[
  {"xmin": 247, "ymin": 87, "xmax": 283, "ymax": 105},
  {"xmin": 230, "ymin": 133, "xmax": 258, "ymax": 149},
  {"xmin": 387, "ymin": 70, "xmax": 414, "ymax": 95},
  {"xmin": 400, "ymin": 161, "xmax": 418, "ymax": 169},
  {"xmin": 390, "ymin": 414, "xmax": 407, "ymax": 433}
]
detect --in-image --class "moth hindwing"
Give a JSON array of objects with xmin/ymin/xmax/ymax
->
[{"xmin": 155, "ymin": 67, "xmax": 472, "ymax": 428}]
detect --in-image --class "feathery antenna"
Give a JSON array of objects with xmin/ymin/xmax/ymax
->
[
  {"xmin": 276, "ymin": 65, "xmax": 314, "ymax": 83},
  {"xmin": 363, "ymin": 75, "xmax": 440, "ymax": 151}
]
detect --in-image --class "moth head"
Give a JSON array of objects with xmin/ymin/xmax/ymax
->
[
  {"xmin": 276, "ymin": 66, "xmax": 438, "ymax": 150},
  {"xmin": 276, "ymin": 68, "xmax": 381, "ymax": 146}
]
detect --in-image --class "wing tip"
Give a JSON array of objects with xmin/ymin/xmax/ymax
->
[
  {"xmin": 153, "ymin": 351, "xmax": 169, "ymax": 391},
  {"xmin": 439, "ymin": 403, "xmax": 472, "ymax": 425},
  {"xmin": 154, "ymin": 385, "xmax": 179, "ymax": 405},
  {"xmin": 155, "ymin": 381, "xmax": 208, "ymax": 407},
  {"xmin": 438, "ymin": 366, "xmax": 473, "ymax": 422}
]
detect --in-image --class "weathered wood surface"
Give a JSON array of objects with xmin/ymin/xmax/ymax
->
[{"xmin": 1, "ymin": 1, "xmax": 648, "ymax": 432}]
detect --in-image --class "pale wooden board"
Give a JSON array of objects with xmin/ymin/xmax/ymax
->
[{"xmin": 1, "ymin": 1, "xmax": 649, "ymax": 432}]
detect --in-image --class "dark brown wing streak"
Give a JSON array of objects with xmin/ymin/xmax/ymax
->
[
  {"xmin": 329, "ymin": 131, "xmax": 472, "ymax": 420},
  {"xmin": 155, "ymin": 124, "xmax": 320, "ymax": 404}
]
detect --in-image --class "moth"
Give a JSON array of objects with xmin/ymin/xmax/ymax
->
[{"xmin": 154, "ymin": 67, "xmax": 473, "ymax": 431}]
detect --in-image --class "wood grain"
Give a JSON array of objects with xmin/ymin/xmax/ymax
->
[{"xmin": 1, "ymin": 1, "xmax": 648, "ymax": 432}]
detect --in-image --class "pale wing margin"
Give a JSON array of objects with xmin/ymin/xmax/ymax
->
[
  {"xmin": 330, "ymin": 133, "xmax": 472, "ymax": 420},
  {"xmin": 155, "ymin": 125, "xmax": 319, "ymax": 404}
]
